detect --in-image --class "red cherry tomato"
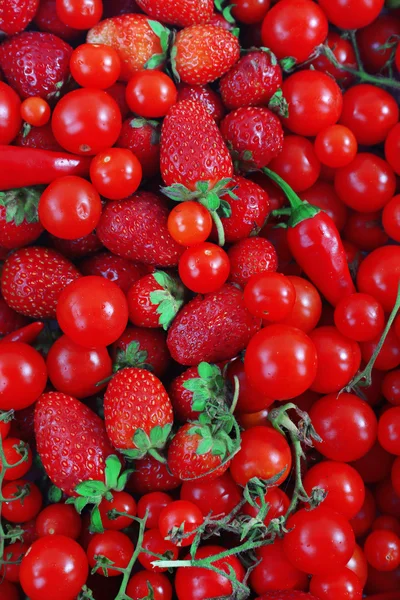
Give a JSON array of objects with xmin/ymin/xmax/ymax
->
[
  {"xmin": 98, "ymin": 491, "xmax": 137, "ymax": 530},
  {"xmin": 90, "ymin": 148, "xmax": 142, "ymax": 200},
  {"xmin": 310, "ymin": 568, "xmax": 363, "ymax": 600},
  {"xmin": 357, "ymin": 246, "xmax": 400, "ymax": 313},
  {"xmin": 20, "ymin": 97, "xmax": 51, "ymax": 127},
  {"xmin": 167, "ymin": 202, "xmax": 213, "ymax": 246},
  {"xmin": 361, "ymin": 328, "xmax": 400, "ymax": 372},
  {"xmin": 317, "ymin": 0, "xmax": 384, "ymax": 30},
  {"xmin": 364, "ymin": 530, "xmax": 400, "ymax": 572},
  {"xmin": 0, "ymin": 438, "xmax": 32, "ymax": 481},
  {"xmin": 70, "ymin": 43, "xmax": 121, "ymax": 89},
  {"xmin": 268, "ymin": 135, "xmax": 321, "ymax": 193},
  {"xmin": 244, "ymin": 271, "xmax": 296, "ymax": 321},
  {"xmin": 0, "ymin": 342, "xmax": 47, "ymax": 411},
  {"xmin": 383, "ymin": 370, "xmax": 400, "ymax": 406},
  {"xmin": 2, "ymin": 480, "xmax": 42, "ymax": 523},
  {"xmin": 138, "ymin": 528, "xmax": 178, "ymax": 572},
  {"xmin": 56, "ymin": 0, "xmax": 103, "ymax": 29},
  {"xmin": 226, "ymin": 357, "xmax": 274, "ymax": 413},
  {"xmin": 126, "ymin": 71, "xmax": 178, "ymax": 119},
  {"xmin": 158, "ymin": 500, "xmax": 203, "ymax": 547},
  {"xmin": 137, "ymin": 492, "xmax": 173, "ymax": 529},
  {"xmin": 383, "ymin": 195, "xmax": 400, "ymax": 242},
  {"xmin": 334, "ymin": 293, "xmax": 385, "ymax": 342},
  {"xmin": 127, "ymin": 571, "xmax": 172, "ymax": 600},
  {"xmin": 87, "ymin": 530, "xmax": 134, "ymax": 576},
  {"xmin": 280, "ymin": 276, "xmax": 322, "ymax": 333},
  {"xmin": 178, "ymin": 242, "xmax": 230, "ymax": 294},
  {"xmin": 249, "ymin": 538, "xmax": 308, "ymax": 594},
  {"xmin": 0, "ymin": 82, "xmax": 22, "ymax": 145},
  {"xmin": 346, "ymin": 544, "xmax": 368, "ymax": 588},
  {"xmin": 231, "ymin": 0, "xmax": 270, "ymax": 23},
  {"xmin": 350, "ymin": 488, "xmax": 376, "ymax": 537},
  {"xmin": 36, "ymin": 503, "xmax": 82, "ymax": 539},
  {"xmin": 311, "ymin": 32, "xmax": 356, "ymax": 88},
  {"xmin": 180, "ymin": 472, "xmax": 242, "ymax": 518},
  {"xmin": 357, "ymin": 15, "xmax": 400, "ymax": 73},
  {"xmin": 379, "ymin": 407, "xmax": 400, "ymax": 456},
  {"xmin": 314, "ymin": 124, "xmax": 357, "ymax": 168}
]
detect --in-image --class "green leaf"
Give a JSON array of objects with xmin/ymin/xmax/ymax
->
[
  {"xmin": 115, "ymin": 469, "xmax": 135, "ymax": 492},
  {"xmin": 170, "ymin": 44, "xmax": 179, "ymax": 82},
  {"xmin": 191, "ymin": 399, "xmax": 207, "ymax": 412},
  {"xmin": 152, "ymin": 271, "xmax": 171, "ymax": 289},
  {"xmin": 204, "ymin": 192, "xmax": 220, "ymax": 212},
  {"xmin": 148, "ymin": 19, "xmax": 168, "ymax": 39},
  {"xmin": 90, "ymin": 506, "xmax": 105, "ymax": 534},
  {"xmin": 145, "ymin": 53, "xmax": 166, "ymax": 70},
  {"xmin": 68, "ymin": 496, "xmax": 90, "ymax": 514},
  {"xmin": 133, "ymin": 428, "xmax": 151, "ymax": 451},
  {"xmin": 211, "ymin": 439, "xmax": 227, "ymax": 457},
  {"xmin": 279, "ymin": 56, "xmax": 297, "ymax": 71},
  {"xmin": 149, "ymin": 423, "xmax": 172, "ymax": 447},
  {"xmin": 218, "ymin": 199, "xmax": 232, "ymax": 218},
  {"xmin": 196, "ymin": 438, "xmax": 213, "ymax": 455},
  {"xmin": 75, "ymin": 480, "xmax": 107, "ymax": 497},
  {"xmin": 104, "ymin": 455, "xmax": 122, "ymax": 490},
  {"xmin": 197, "ymin": 362, "xmax": 215, "ymax": 379},
  {"xmin": 48, "ymin": 485, "xmax": 62, "ymax": 503}
]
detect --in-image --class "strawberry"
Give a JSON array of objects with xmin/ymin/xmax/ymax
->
[
  {"xmin": 0, "ymin": 32, "xmax": 72, "ymax": 100},
  {"xmin": 0, "ymin": 187, "xmax": 43, "ymax": 249},
  {"xmin": 104, "ymin": 367, "xmax": 174, "ymax": 460},
  {"xmin": 33, "ymin": 0, "xmax": 80, "ymax": 41},
  {"xmin": 80, "ymin": 252, "xmax": 146, "ymax": 294},
  {"xmin": 135, "ymin": 0, "xmax": 214, "ymax": 27},
  {"xmin": 14, "ymin": 123, "xmax": 63, "ymax": 151},
  {"xmin": 1, "ymin": 246, "xmax": 81, "ymax": 318},
  {"xmin": 127, "ymin": 455, "xmax": 180, "ymax": 494},
  {"xmin": 117, "ymin": 117, "xmax": 161, "ymax": 178},
  {"xmin": 167, "ymin": 283, "xmax": 261, "ymax": 366},
  {"xmin": 0, "ymin": 0, "xmax": 39, "ymax": 35},
  {"xmin": 127, "ymin": 271, "xmax": 184, "ymax": 329},
  {"xmin": 35, "ymin": 392, "xmax": 116, "ymax": 496},
  {"xmin": 112, "ymin": 326, "xmax": 170, "ymax": 378},
  {"xmin": 228, "ymin": 237, "xmax": 278, "ymax": 288},
  {"xmin": 256, "ymin": 594, "xmax": 318, "ymax": 600},
  {"xmin": 220, "ymin": 50, "xmax": 283, "ymax": 111},
  {"xmin": 172, "ymin": 24, "xmax": 240, "ymax": 85},
  {"xmin": 96, "ymin": 192, "xmax": 184, "ymax": 267},
  {"xmin": 176, "ymin": 83, "xmax": 225, "ymax": 123},
  {"xmin": 86, "ymin": 14, "xmax": 170, "ymax": 81},
  {"xmin": 50, "ymin": 232, "xmax": 103, "ymax": 259},
  {"xmin": 220, "ymin": 106, "xmax": 284, "ymax": 170}
]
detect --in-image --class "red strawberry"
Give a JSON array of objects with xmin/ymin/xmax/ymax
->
[
  {"xmin": 172, "ymin": 24, "xmax": 240, "ymax": 85},
  {"xmin": 14, "ymin": 123, "xmax": 63, "ymax": 151},
  {"xmin": 127, "ymin": 271, "xmax": 184, "ymax": 329},
  {"xmin": 127, "ymin": 455, "xmax": 180, "ymax": 494},
  {"xmin": 112, "ymin": 326, "xmax": 170, "ymax": 378},
  {"xmin": 135, "ymin": 0, "xmax": 214, "ymax": 27},
  {"xmin": 49, "ymin": 232, "xmax": 103, "ymax": 259},
  {"xmin": 257, "ymin": 594, "xmax": 318, "ymax": 600},
  {"xmin": 220, "ymin": 106, "xmax": 284, "ymax": 170},
  {"xmin": 228, "ymin": 237, "xmax": 278, "ymax": 288},
  {"xmin": 33, "ymin": 0, "xmax": 80, "ymax": 41},
  {"xmin": 96, "ymin": 192, "xmax": 184, "ymax": 267},
  {"xmin": 0, "ymin": 32, "xmax": 72, "ymax": 100},
  {"xmin": 220, "ymin": 50, "xmax": 283, "ymax": 111},
  {"xmin": 35, "ymin": 392, "xmax": 116, "ymax": 496},
  {"xmin": 0, "ymin": 187, "xmax": 43, "ymax": 249},
  {"xmin": 0, "ymin": 0, "xmax": 39, "ymax": 35},
  {"xmin": 104, "ymin": 367, "xmax": 174, "ymax": 459},
  {"xmin": 177, "ymin": 83, "xmax": 225, "ymax": 123},
  {"xmin": 167, "ymin": 283, "xmax": 261, "ymax": 366},
  {"xmin": 117, "ymin": 117, "xmax": 161, "ymax": 178},
  {"xmin": 80, "ymin": 252, "xmax": 146, "ymax": 294},
  {"xmin": 86, "ymin": 14, "xmax": 170, "ymax": 81},
  {"xmin": 1, "ymin": 246, "xmax": 81, "ymax": 318}
]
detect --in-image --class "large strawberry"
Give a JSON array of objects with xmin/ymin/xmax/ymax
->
[
  {"xmin": 1, "ymin": 246, "xmax": 81, "ymax": 318},
  {"xmin": 96, "ymin": 192, "xmax": 184, "ymax": 267},
  {"xmin": 0, "ymin": 0, "xmax": 38, "ymax": 35},
  {"xmin": 0, "ymin": 187, "xmax": 43, "ymax": 249},
  {"xmin": 177, "ymin": 83, "xmax": 225, "ymax": 122},
  {"xmin": 0, "ymin": 32, "xmax": 72, "ymax": 99},
  {"xmin": 104, "ymin": 367, "xmax": 174, "ymax": 460},
  {"xmin": 172, "ymin": 24, "xmax": 240, "ymax": 85},
  {"xmin": 127, "ymin": 455, "xmax": 180, "ymax": 494},
  {"xmin": 135, "ymin": 0, "xmax": 213, "ymax": 26},
  {"xmin": 50, "ymin": 232, "xmax": 103, "ymax": 259},
  {"xmin": 117, "ymin": 117, "xmax": 161, "ymax": 178},
  {"xmin": 87, "ymin": 14, "xmax": 170, "ymax": 80},
  {"xmin": 14, "ymin": 123, "xmax": 63, "ymax": 151},
  {"xmin": 167, "ymin": 283, "xmax": 261, "ymax": 365}
]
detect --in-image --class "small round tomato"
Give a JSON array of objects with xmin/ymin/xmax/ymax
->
[
  {"xmin": 0, "ymin": 414, "xmax": 11, "ymax": 440},
  {"xmin": 361, "ymin": 328, "xmax": 400, "ymax": 372},
  {"xmin": 357, "ymin": 15, "xmax": 400, "ymax": 73},
  {"xmin": 334, "ymin": 293, "xmax": 385, "ymax": 342},
  {"xmin": 268, "ymin": 135, "xmax": 321, "ymax": 193},
  {"xmin": 20, "ymin": 535, "xmax": 88, "ymax": 600},
  {"xmin": 280, "ymin": 276, "xmax": 322, "ymax": 333},
  {"xmin": 226, "ymin": 357, "xmax": 274, "ymax": 413},
  {"xmin": 314, "ymin": 124, "xmax": 357, "ymax": 168},
  {"xmin": 56, "ymin": 0, "xmax": 102, "ymax": 29},
  {"xmin": 245, "ymin": 324, "xmax": 318, "ymax": 400},
  {"xmin": 126, "ymin": 71, "xmax": 177, "ymax": 118},
  {"xmin": 364, "ymin": 530, "xmax": 400, "ymax": 572},
  {"xmin": 138, "ymin": 528, "xmax": 178, "ymax": 572},
  {"xmin": 35, "ymin": 504, "xmax": 82, "ymax": 539},
  {"xmin": 373, "ymin": 515, "xmax": 400, "ymax": 538},
  {"xmin": 300, "ymin": 181, "xmax": 349, "ymax": 231},
  {"xmin": 350, "ymin": 211, "xmax": 390, "ymax": 252},
  {"xmin": 56, "ymin": 276, "xmax": 129, "ymax": 348},
  {"xmin": 39, "ymin": 176, "xmax": 102, "ymax": 240},
  {"xmin": 243, "ymin": 486, "xmax": 290, "ymax": 525},
  {"xmin": 317, "ymin": 0, "xmax": 384, "ymax": 30},
  {"xmin": 167, "ymin": 201, "xmax": 212, "ymax": 246},
  {"xmin": 230, "ymin": 425, "xmax": 292, "ymax": 487},
  {"xmin": 178, "ymin": 242, "xmax": 230, "ymax": 294},
  {"xmin": 98, "ymin": 491, "xmax": 137, "ymax": 531},
  {"xmin": 310, "ymin": 568, "xmax": 363, "ymax": 600},
  {"xmin": 357, "ymin": 246, "xmax": 400, "ymax": 313},
  {"xmin": 2, "ymin": 480, "xmax": 42, "ymax": 523},
  {"xmin": 379, "ymin": 407, "xmax": 400, "ymax": 456},
  {"xmin": 376, "ymin": 478, "xmax": 400, "ymax": 519},
  {"xmin": 127, "ymin": 571, "xmax": 172, "ymax": 600},
  {"xmin": 350, "ymin": 488, "xmax": 376, "ymax": 537},
  {"xmin": 0, "ymin": 342, "xmax": 47, "ymax": 411},
  {"xmin": 70, "ymin": 44, "xmax": 121, "ymax": 89},
  {"xmin": 20, "ymin": 97, "xmax": 51, "ymax": 127},
  {"xmin": 0, "ymin": 82, "xmax": 22, "ymax": 145},
  {"xmin": 385, "ymin": 122, "xmax": 400, "ymax": 175},
  {"xmin": 0, "ymin": 438, "xmax": 32, "ymax": 481},
  {"xmin": 159, "ymin": 500, "xmax": 203, "ymax": 547},
  {"xmin": 137, "ymin": 492, "xmax": 173, "ymax": 529},
  {"xmin": 87, "ymin": 530, "xmax": 134, "ymax": 576},
  {"xmin": 383, "ymin": 370, "xmax": 400, "ymax": 406},
  {"xmin": 180, "ymin": 472, "xmax": 241, "ymax": 518},
  {"xmin": 283, "ymin": 505, "xmax": 355, "ymax": 575},
  {"xmin": 383, "ymin": 195, "xmax": 400, "ymax": 242},
  {"xmin": 346, "ymin": 544, "xmax": 368, "ymax": 588},
  {"xmin": 0, "ymin": 580, "xmax": 19, "ymax": 599},
  {"xmin": 1, "ymin": 541, "xmax": 28, "ymax": 583},
  {"xmin": 244, "ymin": 271, "xmax": 296, "ymax": 321},
  {"xmin": 90, "ymin": 148, "xmax": 142, "ymax": 200},
  {"xmin": 52, "ymin": 88, "xmax": 122, "ymax": 155},
  {"xmin": 249, "ymin": 538, "xmax": 308, "ymax": 594},
  {"xmin": 352, "ymin": 441, "xmax": 394, "ymax": 484},
  {"xmin": 311, "ymin": 32, "xmax": 356, "ymax": 88},
  {"xmin": 231, "ymin": 0, "xmax": 270, "ymax": 23}
]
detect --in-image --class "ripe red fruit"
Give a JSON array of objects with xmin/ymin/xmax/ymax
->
[
  {"xmin": 228, "ymin": 237, "xmax": 278, "ymax": 288},
  {"xmin": 0, "ymin": 0, "xmax": 39, "ymax": 35},
  {"xmin": 135, "ymin": 0, "xmax": 214, "ymax": 27}
]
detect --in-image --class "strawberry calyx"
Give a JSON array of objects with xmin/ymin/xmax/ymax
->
[
  {"xmin": 268, "ymin": 88, "xmax": 289, "ymax": 118},
  {"xmin": 183, "ymin": 362, "xmax": 227, "ymax": 415},
  {"xmin": 0, "ymin": 409, "xmax": 14, "ymax": 425},
  {"xmin": 129, "ymin": 117, "xmax": 161, "ymax": 146},
  {"xmin": 0, "ymin": 186, "xmax": 42, "ymax": 226},
  {"xmin": 121, "ymin": 423, "xmax": 173, "ymax": 462},
  {"xmin": 190, "ymin": 412, "xmax": 239, "ymax": 462},
  {"xmin": 66, "ymin": 455, "xmax": 134, "ymax": 533},
  {"xmin": 214, "ymin": 0, "xmax": 237, "ymax": 26},
  {"xmin": 145, "ymin": 20, "xmax": 172, "ymax": 69},
  {"xmin": 149, "ymin": 271, "xmax": 185, "ymax": 329},
  {"xmin": 113, "ymin": 341, "xmax": 154, "ymax": 373}
]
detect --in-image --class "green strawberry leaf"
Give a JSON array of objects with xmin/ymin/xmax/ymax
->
[
  {"xmin": 145, "ymin": 53, "xmax": 167, "ymax": 70},
  {"xmin": 115, "ymin": 469, "xmax": 135, "ymax": 492},
  {"xmin": 280, "ymin": 56, "xmax": 297, "ymax": 72},
  {"xmin": 170, "ymin": 44, "xmax": 179, "ymax": 82},
  {"xmin": 66, "ymin": 496, "xmax": 91, "ymax": 514},
  {"xmin": 197, "ymin": 362, "xmax": 218, "ymax": 380},
  {"xmin": 104, "ymin": 455, "xmax": 122, "ymax": 490},
  {"xmin": 268, "ymin": 88, "xmax": 289, "ymax": 119},
  {"xmin": 74, "ymin": 480, "xmax": 108, "ymax": 497},
  {"xmin": 218, "ymin": 199, "xmax": 232, "ymax": 218},
  {"xmin": 89, "ymin": 506, "xmax": 105, "ymax": 534},
  {"xmin": 114, "ymin": 341, "xmax": 153, "ymax": 373},
  {"xmin": 0, "ymin": 187, "xmax": 42, "ymax": 225},
  {"xmin": 196, "ymin": 437, "xmax": 214, "ymax": 455},
  {"xmin": 150, "ymin": 271, "xmax": 185, "ymax": 330}
]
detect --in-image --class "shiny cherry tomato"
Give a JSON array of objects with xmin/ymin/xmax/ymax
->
[
  {"xmin": 357, "ymin": 15, "xmax": 400, "ymax": 73},
  {"xmin": 0, "ymin": 580, "xmax": 19, "ymax": 599},
  {"xmin": 178, "ymin": 242, "xmax": 230, "ymax": 294},
  {"xmin": 249, "ymin": 538, "xmax": 308, "ymax": 594},
  {"xmin": 314, "ymin": 125, "xmax": 357, "ymax": 168},
  {"xmin": 137, "ymin": 492, "xmax": 173, "ymax": 529},
  {"xmin": 280, "ymin": 276, "xmax": 322, "ymax": 333},
  {"xmin": 0, "ymin": 82, "xmax": 21, "ymax": 145},
  {"xmin": 52, "ymin": 88, "xmax": 122, "ymax": 155},
  {"xmin": 127, "ymin": 571, "xmax": 172, "ymax": 600},
  {"xmin": 372, "ymin": 515, "xmax": 400, "ymax": 538},
  {"xmin": 383, "ymin": 195, "xmax": 400, "ymax": 242},
  {"xmin": 56, "ymin": 276, "xmax": 129, "ymax": 348},
  {"xmin": 385, "ymin": 122, "xmax": 400, "ymax": 175},
  {"xmin": 361, "ymin": 328, "xmax": 400, "ymax": 372},
  {"xmin": 126, "ymin": 71, "xmax": 178, "ymax": 118},
  {"xmin": 357, "ymin": 246, "xmax": 400, "ymax": 313},
  {"xmin": 20, "ymin": 97, "xmax": 51, "ymax": 127},
  {"xmin": 2, "ymin": 480, "xmax": 42, "ymax": 523},
  {"xmin": 180, "ymin": 472, "xmax": 241, "ymax": 517},
  {"xmin": 98, "ymin": 491, "xmax": 137, "ymax": 531},
  {"xmin": 226, "ymin": 357, "xmax": 274, "ymax": 413},
  {"xmin": 0, "ymin": 438, "xmax": 32, "ymax": 481},
  {"xmin": 158, "ymin": 500, "xmax": 203, "ymax": 547},
  {"xmin": 70, "ymin": 43, "xmax": 121, "ymax": 89},
  {"xmin": 334, "ymin": 293, "xmax": 385, "ymax": 342},
  {"xmin": 364, "ymin": 530, "xmax": 400, "ymax": 572},
  {"xmin": 383, "ymin": 370, "xmax": 400, "ymax": 406},
  {"xmin": 243, "ymin": 486, "xmax": 290, "ymax": 526},
  {"xmin": 1, "ymin": 541, "xmax": 28, "ymax": 583},
  {"xmin": 56, "ymin": 0, "xmax": 102, "ymax": 29},
  {"xmin": 311, "ymin": 32, "xmax": 356, "ymax": 88},
  {"xmin": 244, "ymin": 271, "xmax": 296, "ymax": 321},
  {"xmin": 300, "ymin": 181, "xmax": 348, "ymax": 231},
  {"xmin": 0, "ymin": 342, "xmax": 47, "ymax": 411},
  {"xmin": 317, "ymin": 0, "xmax": 384, "ymax": 30},
  {"xmin": 138, "ymin": 528, "xmax": 178, "ymax": 572},
  {"xmin": 87, "ymin": 530, "xmax": 134, "ymax": 576},
  {"xmin": 90, "ymin": 148, "xmax": 142, "ymax": 200},
  {"xmin": 310, "ymin": 568, "xmax": 363, "ymax": 600},
  {"xmin": 268, "ymin": 135, "xmax": 321, "ymax": 193},
  {"xmin": 35, "ymin": 504, "xmax": 82, "ymax": 539},
  {"xmin": 343, "ymin": 211, "xmax": 389, "ymax": 252},
  {"xmin": 346, "ymin": 544, "xmax": 368, "ymax": 588},
  {"xmin": 350, "ymin": 488, "xmax": 376, "ymax": 537},
  {"xmin": 167, "ymin": 201, "xmax": 212, "ymax": 246},
  {"xmin": 379, "ymin": 407, "xmax": 400, "ymax": 456}
]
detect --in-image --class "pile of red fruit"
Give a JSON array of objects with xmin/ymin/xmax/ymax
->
[{"xmin": 1, "ymin": 0, "xmax": 400, "ymax": 599}]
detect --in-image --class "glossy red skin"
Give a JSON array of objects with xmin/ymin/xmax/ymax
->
[
  {"xmin": 1, "ymin": 437, "xmax": 32, "ymax": 481},
  {"xmin": 88, "ymin": 531, "xmax": 134, "ymax": 576},
  {"xmin": 300, "ymin": 181, "xmax": 348, "ymax": 231},
  {"xmin": 250, "ymin": 538, "xmax": 308, "ymax": 594},
  {"xmin": 0, "ymin": 82, "xmax": 22, "ymax": 146},
  {"xmin": 314, "ymin": 125, "xmax": 357, "ymax": 170},
  {"xmin": 126, "ymin": 71, "xmax": 177, "ymax": 119},
  {"xmin": 169, "ymin": 201, "xmax": 212, "ymax": 246},
  {"xmin": 1, "ymin": 541, "xmax": 28, "ymax": 583},
  {"xmin": 159, "ymin": 500, "xmax": 203, "ymax": 547},
  {"xmin": 268, "ymin": 135, "xmax": 321, "ymax": 193},
  {"xmin": 383, "ymin": 195, "xmax": 400, "ymax": 242},
  {"xmin": 379, "ymin": 407, "xmax": 400, "ymax": 456},
  {"xmin": 137, "ymin": 492, "xmax": 173, "ymax": 529},
  {"xmin": 346, "ymin": 544, "xmax": 368, "ymax": 588},
  {"xmin": 178, "ymin": 243, "xmax": 230, "ymax": 294},
  {"xmin": 127, "ymin": 455, "xmax": 180, "ymax": 494},
  {"xmin": 231, "ymin": 0, "xmax": 270, "ymax": 23},
  {"xmin": 317, "ymin": 0, "xmax": 384, "ymax": 30},
  {"xmin": 230, "ymin": 426, "xmax": 292, "ymax": 487},
  {"xmin": 56, "ymin": 0, "xmax": 102, "ymax": 29},
  {"xmin": 2, "ymin": 480, "xmax": 42, "ymax": 523},
  {"xmin": 180, "ymin": 472, "xmax": 241, "ymax": 517},
  {"xmin": 311, "ymin": 32, "xmax": 356, "ymax": 88},
  {"xmin": 117, "ymin": 117, "xmax": 161, "ymax": 178},
  {"xmin": 226, "ymin": 358, "xmax": 274, "ymax": 414},
  {"xmin": 70, "ymin": 43, "xmax": 121, "ymax": 89},
  {"xmin": 36, "ymin": 503, "xmax": 82, "ymax": 539},
  {"xmin": 344, "ymin": 211, "xmax": 389, "ymax": 252},
  {"xmin": 361, "ymin": 329, "xmax": 400, "ymax": 372},
  {"xmin": 243, "ymin": 486, "xmax": 290, "ymax": 525},
  {"xmin": 310, "ymin": 393, "xmax": 378, "ymax": 462},
  {"xmin": 1, "ymin": 322, "xmax": 44, "ymax": 345},
  {"xmin": 357, "ymin": 246, "xmax": 400, "ymax": 312},
  {"xmin": 357, "ymin": 15, "xmax": 400, "ymax": 72},
  {"xmin": 112, "ymin": 326, "xmax": 170, "ymax": 378},
  {"xmin": 126, "ymin": 571, "xmax": 172, "ymax": 600},
  {"xmin": 33, "ymin": 0, "xmax": 80, "ymax": 40},
  {"xmin": 228, "ymin": 237, "xmax": 278, "ymax": 288},
  {"xmin": 385, "ymin": 123, "xmax": 400, "ymax": 176},
  {"xmin": 245, "ymin": 272, "xmax": 296, "ymax": 322},
  {"xmin": 281, "ymin": 276, "xmax": 322, "ymax": 333},
  {"xmin": 351, "ymin": 441, "xmax": 394, "ymax": 484},
  {"xmin": 365, "ymin": 530, "xmax": 400, "ymax": 572},
  {"xmin": 310, "ymin": 568, "xmax": 363, "ymax": 600},
  {"xmin": 138, "ymin": 528, "xmax": 178, "ymax": 572},
  {"xmin": 89, "ymin": 148, "xmax": 142, "ymax": 200},
  {"xmin": 0, "ymin": 343, "xmax": 47, "ymax": 411},
  {"xmin": 98, "ymin": 491, "xmax": 136, "ymax": 531},
  {"xmin": 383, "ymin": 370, "xmax": 400, "ymax": 406},
  {"xmin": 80, "ymin": 252, "xmax": 145, "ymax": 294}
]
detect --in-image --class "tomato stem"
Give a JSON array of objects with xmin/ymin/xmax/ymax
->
[
  {"xmin": 348, "ymin": 30, "xmax": 365, "ymax": 72},
  {"xmin": 113, "ymin": 511, "xmax": 149, "ymax": 600}
]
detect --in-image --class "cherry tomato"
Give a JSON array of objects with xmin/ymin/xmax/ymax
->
[
  {"xmin": 231, "ymin": 0, "xmax": 270, "ymax": 23},
  {"xmin": 0, "ymin": 414, "xmax": 11, "ymax": 440},
  {"xmin": 376, "ymin": 477, "xmax": 400, "ymax": 519},
  {"xmin": 346, "ymin": 544, "xmax": 368, "ymax": 588},
  {"xmin": 0, "ymin": 82, "xmax": 22, "ymax": 145},
  {"xmin": 300, "ymin": 181, "xmax": 349, "ymax": 231},
  {"xmin": 20, "ymin": 97, "xmax": 51, "ymax": 127},
  {"xmin": 167, "ymin": 201, "xmax": 213, "ymax": 246},
  {"xmin": 0, "ymin": 342, "xmax": 47, "ymax": 411},
  {"xmin": 158, "ymin": 500, "xmax": 203, "ymax": 547},
  {"xmin": 0, "ymin": 438, "xmax": 32, "ymax": 481},
  {"xmin": 379, "ymin": 407, "xmax": 400, "ymax": 456},
  {"xmin": 0, "ymin": 580, "xmax": 19, "ymax": 599},
  {"xmin": 357, "ymin": 15, "xmax": 400, "ymax": 73},
  {"xmin": 317, "ymin": 0, "xmax": 384, "ymax": 30},
  {"xmin": 226, "ymin": 357, "xmax": 274, "ymax": 413},
  {"xmin": 39, "ymin": 175, "xmax": 102, "ymax": 240},
  {"xmin": 87, "ymin": 530, "xmax": 134, "ymax": 576},
  {"xmin": 365, "ymin": 530, "xmax": 400, "ymax": 572},
  {"xmin": 344, "ymin": 211, "xmax": 389, "ymax": 252},
  {"xmin": 127, "ymin": 571, "xmax": 172, "ymax": 600},
  {"xmin": 2, "ymin": 480, "xmax": 42, "ymax": 523},
  {"xmin": 243, "ymin": 486, "xmax": 290, "ymax": 525},
  {"xmin": 279, "ymin": 276, "xmax": 322, "ymax": 333},
  {"xmin": 311, "ymin": 32, "xmax": 356, "ymax": 88},
  {"xmin": 245, "ymin": 324, "xmax": 318, "ymax": 400},
  {"xmin": 1, "ymin": 541, "xmax": 28, "ymax": 583},
  {"xmin": 261, "ymin": 0, "xmax": 328, "ymax": 64},
  {"xmin": 350, "ymin": 488, "xmax": 376, "ymax": 537},
  {"xmin": 56, "ymin": 0, "xmax": 102, "ymax": 29},
  {"xmin": 383, "ymin": 195, "xmax": 400, "ymax": 242},
  {"xmin": 90, "ymin": 147, "xmax": 142, "ymax": 200},
  {"xmin": 310, "ymin": 568, "xmax": 363, "ymax": 600},
  {"xmin": 57, "ymin": 276, "xmax": 128, "ymax": 348},
  {"xmin": 244, "ymin": 272, "xmax": 296, "ymax": 321},
  {"xmin": 70, "ymin": 43, "xmax": 121, "ymax": 89},
  {"xmin": 180, "ymin": 472, "xmax": 242, "ymax": 518},
  {"xmin": 178, "ymin": 242, "xmax": 230, "ymax": 294},
  {"xmin": 20, "ymin": 535, "xmax": 88, "ymax": 600},
  {"xmin": 268, "ymin": 135, "xmax": 321, "ymax": 193},
  {"xmin": 126, "ymin": 71, "xmax": 177, "ymax": 119},
  {"xmin": 335, "ymin": 153, "xmax": 396, "ymax": 212},
  {"xmin": 315, "ymin": 125, "xmax": 357, "ymax": 169},
  {"xmin": 352, "ymin": 440, "xmax": 394, "ymax": 484},
  {"xmin": 97, "ymin": 491, "xmax": 136, "ymax": 531},
  {"xmin": 339, "ymin": 84, "xmax": 398, "ymax": 146},
  {"xmin": 138, "ymin": 528, "xmax": 178, "ymax": 572},
  {"xmin": 137, "ymin": 492, "xmax": 173, "ymax": 529},
  {"xmin": 334, "ymin": 293, "xmax": 385, "ymax": 343},
  {"xmin": 362, "ymin": 327, "xmax": 400, "ymax": 372},
  {"xmin": 373, "ymin": 516, "xmax": 400, "ymax": 538},
  {"xmin": 383, "ymin": 370, "xmax": 400, "ymax": 406},
  {"xmin": 35, "ymin": 504, "xmax": 82, "ymax": 539},
  {"xmin": 385, "ymin": 122, "xmax": 400, "ymax": 175},
  {"xmin": 52, "ymin": 88, "xmax": 122, "ymax": 155},
  {"xmin": 230, "ymin": 425, "xmax": 292, "ymax": 487},
  {"xmin": 310, "ymin": 393, "xmax": 378, "ymax": 462},
  {"xmin": 249, "ymin": 538, "xmax": 308, "ymax": 594},
  {"xmin": 357, "ymin": 246, "xmax": 400, "ymax": 313}
]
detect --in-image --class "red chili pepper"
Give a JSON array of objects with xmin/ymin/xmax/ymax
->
[
  {"xmin": 263, "ymin": 167, "xmax": 355, "ymax": 306},
  {"xmin": 0, "ymin": 146, "xmax": 92, "ymax": 191},
  {"xmin": 0, "ymin": 321, "xmax": 44, "ymax": 345}
]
